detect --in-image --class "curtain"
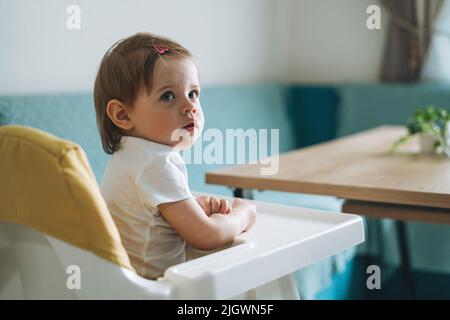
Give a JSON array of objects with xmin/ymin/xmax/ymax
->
[{"xmin": 380, "ymin": 0, "xmax": 420, "ymax": 82}]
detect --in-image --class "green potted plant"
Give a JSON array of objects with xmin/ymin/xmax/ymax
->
[{"xmin": 392, "ymin": 106, "xmax": 450, "ymax": 155}]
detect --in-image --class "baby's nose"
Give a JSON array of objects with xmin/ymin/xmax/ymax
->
[{"xmin": 183, "ymin": 103, "xmax": 197, "ymax": 114}]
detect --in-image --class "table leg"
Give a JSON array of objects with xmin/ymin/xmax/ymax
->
[
  {"xmin": 233, "ymin": 188, "xmax": 254, "ymax": 200},
  {"xmin": 396, "ymin": 221, "xmax": 416, "ymax": 299}
]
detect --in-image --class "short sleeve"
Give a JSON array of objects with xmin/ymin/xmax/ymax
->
[{"xmin": 135, "ymin": 153, "xmax": 193, "ymax": 215}]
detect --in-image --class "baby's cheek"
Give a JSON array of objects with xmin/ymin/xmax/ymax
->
[{"xmin": 197, "ymin": 108, "xmax": 205, "ymax": 129}]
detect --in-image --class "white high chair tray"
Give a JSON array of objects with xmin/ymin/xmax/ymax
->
[{"xmin": 163, "ymin": 198, "xmax": 364, "ymax": 299}]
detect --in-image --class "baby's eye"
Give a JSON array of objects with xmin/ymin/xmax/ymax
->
[
  {"xmin": 160, "ymin": 91, "xmax": 174, "ymax": 101},
  {"xmin": 189, "ymin": 90, "xmax": 200, "ymax": 100}
]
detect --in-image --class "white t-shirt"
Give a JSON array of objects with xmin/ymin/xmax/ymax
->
[{"xmin": 100, "ymin": 136, "xmax": 193, "ymax": 279}]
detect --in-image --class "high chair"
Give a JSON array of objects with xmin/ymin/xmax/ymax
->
[{"xmin": 0, "ymin": 125, "xmax": 364, "ymax": 299}]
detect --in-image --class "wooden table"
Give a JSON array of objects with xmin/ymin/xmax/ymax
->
[{"xmin": 205, "ymin": 126, "xmax": 450, "ymax": 298}]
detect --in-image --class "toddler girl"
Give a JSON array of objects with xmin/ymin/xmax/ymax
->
[{"xmin": 94, "ymin": 32, "xmax": 256, "ymax": 279}]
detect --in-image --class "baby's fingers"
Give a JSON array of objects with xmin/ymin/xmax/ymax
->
[
  {"xmin": 210, "ymin": 197, "xmax": 222, "ymax": 213},
  {"xmin": 218, "ymin": 198, "xmax": 231, "ymax": 214}
]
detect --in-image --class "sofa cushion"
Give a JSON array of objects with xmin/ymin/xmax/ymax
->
[{"xmin": 337, "ymin": 83, "xmax": 450, "ymax": 137}]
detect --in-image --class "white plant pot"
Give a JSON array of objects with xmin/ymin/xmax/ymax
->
[
  {"xmin": 444, "ymin": 125, "xmax": 450, "ymax": 157},
  {"xmin": 419, "ymin": 133, "xmax": 436, "ymax": 154}
]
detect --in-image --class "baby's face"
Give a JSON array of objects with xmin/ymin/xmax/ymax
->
[{"xmin": 128, "ymin": 56, "xmax": 204, "ymax": 148}]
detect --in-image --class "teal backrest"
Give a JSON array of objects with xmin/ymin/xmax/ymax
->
[
  {"xmin": 0, "ymin": 85, "xmax": 297, "ymax": 194},
  {"xmin": 3, "ymin": 83, "xmax": 449, "ymax": 191},
  {"xmin": 337, "ymin": 84, "xmax": 450, "ymax": 137},
  {"xmin": 286, "ymin": 85, "xmax": 338, "ymax": 147}
]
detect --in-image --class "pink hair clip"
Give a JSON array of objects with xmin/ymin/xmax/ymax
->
[{"xmin": 152, "ymin": 45, "xmax": 169, "ymax": 55}]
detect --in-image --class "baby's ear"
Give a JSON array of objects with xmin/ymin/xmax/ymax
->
[{"xmin": 106, "ymin": 99, "xmax": 134, "ymax": 130}]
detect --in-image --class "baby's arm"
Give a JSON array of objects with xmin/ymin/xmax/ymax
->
[{"xmin": 159, "ymin": 197, "xmax": 256, "ymax": 251}]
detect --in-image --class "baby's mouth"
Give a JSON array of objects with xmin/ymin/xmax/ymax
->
[{"xmin": 182, "ymin": 121, "xmax": 196, "ymax": 132}]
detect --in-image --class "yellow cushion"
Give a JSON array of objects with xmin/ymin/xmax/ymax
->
[{"xmin": 0, "ymin": 125, "xmax": 133, "ymax": 270}]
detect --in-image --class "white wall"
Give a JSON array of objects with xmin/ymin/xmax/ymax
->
[
  {"xmin": 288, "ymin": 0, "xmax": 388, "ymax": 83},
  {"xmin": 0, "ymin": 0, "xmax": 387, "ymax": 94}
]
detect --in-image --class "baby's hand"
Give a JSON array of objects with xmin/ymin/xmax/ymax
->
[
  {"xmin": 231, "ymin": 198, "xmax": 256, "ymax": 232},
  {"xmin": 196, "ymin": 195, "xmax": 231, "ymax": 216}
]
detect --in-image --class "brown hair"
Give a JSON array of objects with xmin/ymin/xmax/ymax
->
[{"xmin": 93, "ymin": 32, "xmax": 192, "ymax": 154}]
